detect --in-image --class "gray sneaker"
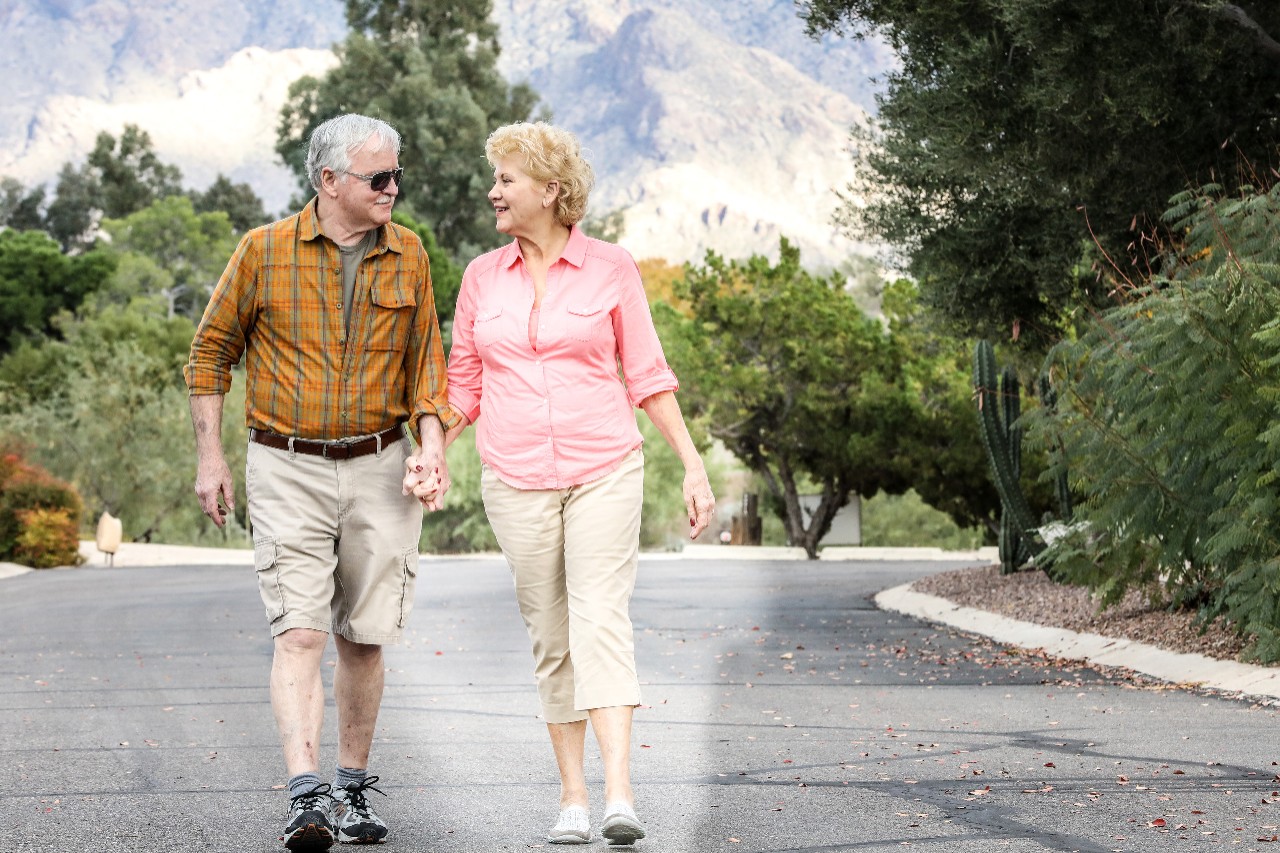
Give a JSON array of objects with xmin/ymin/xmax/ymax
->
[
  {"xmin": 282, "ymin": 782, "xmax": 335, "ymax": 851},
  {"xmin": 333, "ymin": 775, "xmax": 389, "ymax": 844}
]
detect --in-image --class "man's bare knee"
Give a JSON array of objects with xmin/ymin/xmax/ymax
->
[{"xmin": 275, "ymin": 627, "xmax": 329, "ymax": 656}]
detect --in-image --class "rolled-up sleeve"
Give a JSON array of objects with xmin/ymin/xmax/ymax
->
[
  {"xmin": 613, "ymin": 257, "xmax": 679, "ymax": 406},
  {"xmin": 184, "ymin": 234, "xmax": 256, "ymax": 395},
  {"xmin": 406, "ymin": 245, "xmax": 461, "ymax": 432}
]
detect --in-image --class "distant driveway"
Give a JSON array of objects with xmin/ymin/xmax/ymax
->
[{"xmin": 1, "ymin": 557, "xmax": 1276, "ymax": 852}]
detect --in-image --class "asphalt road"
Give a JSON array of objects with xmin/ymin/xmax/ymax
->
[{"xmin": 2, "ymin": 557, "xmax": 1278, "ymax": 853}]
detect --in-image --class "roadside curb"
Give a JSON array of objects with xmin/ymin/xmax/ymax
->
[
  {"xmin": 0, "ymin": 563, "xmax": 31, "ymax": 580},
  {"xmin": 876, "ymin": 583, "xmax": 1280, "ymax": 702}
]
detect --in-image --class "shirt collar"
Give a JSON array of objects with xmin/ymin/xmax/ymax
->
[
  {"xmin": 299, "ymin": 196, "xmax": 401, "ymax": 254},
  {"xmin": 501, "ymin": 224, "xmax": 588, "ymax": 270},
  {"xmin": 299, "ymin": 196, "xmax": 324, "ymax": 242}
]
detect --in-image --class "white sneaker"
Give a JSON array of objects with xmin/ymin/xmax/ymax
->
[
  {"xmin": 548, "ymin": 804, "xmax": 591, "ymax": 844},
  {"xmin": 601, "ymin": 801, "xmax": 646, "ymax": 845}
]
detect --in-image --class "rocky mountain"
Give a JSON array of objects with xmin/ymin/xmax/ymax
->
[{"xmin": 0, "ymin": 0, "xmax": 889, "ymax": 267}]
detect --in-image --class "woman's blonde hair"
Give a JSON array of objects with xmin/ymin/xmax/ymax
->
[{"xmin": 486, "ymin": 122, "xmax": 594, "ymax": 227}]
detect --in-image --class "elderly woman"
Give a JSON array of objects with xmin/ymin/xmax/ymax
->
[{"xmin": 408, "ymin": 121, "xmax": 714, "ymax": 844}]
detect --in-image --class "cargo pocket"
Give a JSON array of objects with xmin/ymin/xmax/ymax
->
[
  {"xmin": 254, "ymin": 537, "xmax": 286, "ymax": 623},
  {"xmin": 397, "ymin": 547, "xmax": 419, "ymax": 628}
]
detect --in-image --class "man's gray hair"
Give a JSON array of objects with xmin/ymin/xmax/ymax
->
[{"xmin": 305, "ymin": 114, "xmax": 402, "ymax": 191}]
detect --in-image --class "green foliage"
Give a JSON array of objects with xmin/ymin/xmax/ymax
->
[
  {"xmin": 636, "ymin": 417, "xmax": 731, "ymax": 550},
  {"xmin": 0, "ymin": 177, "xmax": 47, "ymax": 232},
  {"xmin": 0, "ymin": 448, "xmax": 83, "ymax": 567},
  {"xmin": 860, "ymin": 489, "xmax": 985, "ymax": 550},
  {"xmin": 419, "ymin": 428, "xmax": 497, "ymax": 553},
  {"xmin": 0, "ymin": 229, "xmax": 115, "ymax": 353},
  {"xmin": 98, "ymin": 196, "xmax": 239, "ymax": 320},
  {"xmin": 45, "ymin": 125, "xmax": 184, "ymax": 250},
  {"xmin": 880, "ymin": 278, "xmax": 1003, "ymax": 534},
  {"xmin": 657, "ymin": 247, "xmax": 1004, "ymax": 557},
  {"xmin": 189, "ymin": 175, "xmax": 269, "ymax": 233},
  {"xmin": 800, "ymin": 0, "xmax": 1280, "ymax": 348},
  {"xmin": 276, "ymin": 0, "xmax": 541, "ymax": 258},
  {"xmin": 0, "ymin": 301, "xmax": 250, "ymax": 547},
  {"xmin": 391, "ymin": 210, "xmax": 463, "ymax": 331},
  {"xmin": 1032, "ymin": 181, "xmax": 1280, "ymax": 661},
  {"xmin": 659, "ymin": 238, "xmax": 918, "ymax": 558}
]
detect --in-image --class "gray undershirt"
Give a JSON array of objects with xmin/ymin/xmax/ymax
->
[{"xmin": 337, "ymin": 230, "xmax": 376, "ymax": 333}]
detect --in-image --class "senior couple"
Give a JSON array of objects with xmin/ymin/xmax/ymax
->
[{"xmin": 185, "ymin": 113, "xmax": 714, "ymax": 850}]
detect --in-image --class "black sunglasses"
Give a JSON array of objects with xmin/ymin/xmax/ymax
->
[{"xmin": 339, "ymin": 167, "xmax": 404, "ymax": 192}]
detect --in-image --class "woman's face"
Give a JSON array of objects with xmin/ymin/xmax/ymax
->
[{"xmin": 488, "ymin": 156, "xmax": 556, "ymax": 237}]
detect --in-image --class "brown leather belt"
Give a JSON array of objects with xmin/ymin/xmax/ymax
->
[{"xmin": 249, "ymin": 425, "xmax": 405, "ymax": 459}]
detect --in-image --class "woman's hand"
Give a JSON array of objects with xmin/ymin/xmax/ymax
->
[
  {"xmin": 684, "ymin": 466, "xmax": 715, "ymax": 540},
  {"xmin": 402, "ymin": 456, "xmax": 441, "ymax": 508}
]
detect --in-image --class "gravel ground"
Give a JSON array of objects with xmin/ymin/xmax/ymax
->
[{"xmin": 911, "ymin": 564, "xmax": 1258, "ymax": 663}]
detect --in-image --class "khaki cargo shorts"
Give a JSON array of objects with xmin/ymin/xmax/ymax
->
[{"xmin": 246, "ymin": 434, "xmax": 423, "ymax": 644}]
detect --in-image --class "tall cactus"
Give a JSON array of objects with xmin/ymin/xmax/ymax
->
[{"xmin": 974, "ymin": 340, "xmax": 1043, "ymax": 572}]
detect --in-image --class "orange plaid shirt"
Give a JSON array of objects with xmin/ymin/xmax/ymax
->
[{"xmin": 184, "ymin": 199, "xmax": 457, "ymax": 440}]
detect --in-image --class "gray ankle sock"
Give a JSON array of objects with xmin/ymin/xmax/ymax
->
[
  {"xmin": 334, "ymin": 765, "xmax": 367, "ymax": 792},
  {"xmin": 288, "ymin": 772, "xmax": 325, "ymax": 800}
]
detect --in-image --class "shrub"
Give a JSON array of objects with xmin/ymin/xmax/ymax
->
[
  {"xmin": 0, "ymin": 446, "xmax": 83, "ymax": 567},
  {"xmin": 1031, "ymin": 182, "xmax": 1280, "ymax": 661},
  {"xmin": 12, "ymin": 507, "xmax": 81, "ymax": 568}
]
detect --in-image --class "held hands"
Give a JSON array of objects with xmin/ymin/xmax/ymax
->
[
  {"xmin": 684, "ymin": 466, "xmax": 716, "ymax": 540},
  {"xmin": 402, "ymin": 450, "xmax": 450, "ymax": 512}
]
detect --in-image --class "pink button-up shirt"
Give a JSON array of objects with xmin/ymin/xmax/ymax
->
[{"xmin": 448, "ymin": 226, "xmax": 679, "ymax": 489}]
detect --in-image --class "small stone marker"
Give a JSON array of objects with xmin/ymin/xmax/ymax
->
[{"xmin": 96, "ymin": 511, "xmax": 122, "ymax": 566}]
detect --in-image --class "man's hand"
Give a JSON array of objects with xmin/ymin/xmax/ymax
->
[
  {"xmin": 195, "ymin": 453, "xmax": 235, "ymax": 527},
  {"xmin": 189, "ymin": 395, "xmax": 233, "ymax": 527}
]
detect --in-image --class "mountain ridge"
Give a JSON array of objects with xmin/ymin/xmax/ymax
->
[{"xmin": 0, "ymin": 0, "xmax": 885, "ymax": 267}]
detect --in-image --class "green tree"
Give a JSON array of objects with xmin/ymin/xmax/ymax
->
[
  {"xmin": 799, "ymin": 0, "xmax": 1280, "ymax": 348},
  {"xmin": 0, "ymin": 230, "xmax": 115, "ymax": 353},
  {"xmin": 276, "ymin": 0, "xmax": 541, "ymax": 258},
  {"xmin": 190, "ymin": 174, "xmax": 269, "ymax": 233},
  {"xmin": 879, "ymin": 278, "xmax": 1005, "ymax": 534},
  {"xmin": 44, "ymin": 125, "xmax": 185, "ymax": 251},
  {"xmin": 391, "ymin": 209, "xmax": 463, "ymax": 331},
  {"xmin": 43, "ymin": 162, "xmax": 98, "ymax": 252},
  {"xmin": 98, "ymin": 196, "xmax": 239, "ymax": 320},
  {"xmin": 0, "ymin": 302, "xmax": 249, "ymax": 546},
  {"xmin": 658, "ymin": 238, "xmax": 919, "ymax": 558},
  {"xmin": 86, "ymin": 125, "xmax": 184, "ymax": 219},
  {"xmin": 0, "ymin": 177, "xmax": 46, "ymax": 232}
]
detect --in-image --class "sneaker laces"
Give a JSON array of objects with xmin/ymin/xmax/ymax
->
[
  {"xmin": 290, "ymin": 782, "xmax": 334, "ymax": 814},
  {"xmin": 341, "ymin": 775, "xmax": 387, "ymax": 818}
]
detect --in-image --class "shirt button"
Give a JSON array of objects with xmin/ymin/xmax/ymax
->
[{"xmin": 337, "ymin": 302, "xmax": 343, "ymax": 310}]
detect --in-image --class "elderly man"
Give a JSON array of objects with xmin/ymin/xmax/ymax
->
[{"xmin": 184, "ymin": 113, "xmax": 453, "ymax": 851}]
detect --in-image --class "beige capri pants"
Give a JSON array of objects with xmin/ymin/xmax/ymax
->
[{"xmin": 481, "ymin": 448, "xmax": 645, "ymax": 724}]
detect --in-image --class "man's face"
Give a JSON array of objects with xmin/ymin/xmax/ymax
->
[{"xmin": 332, "ymin": 138, "xmax": 400, "ymax": 231}]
